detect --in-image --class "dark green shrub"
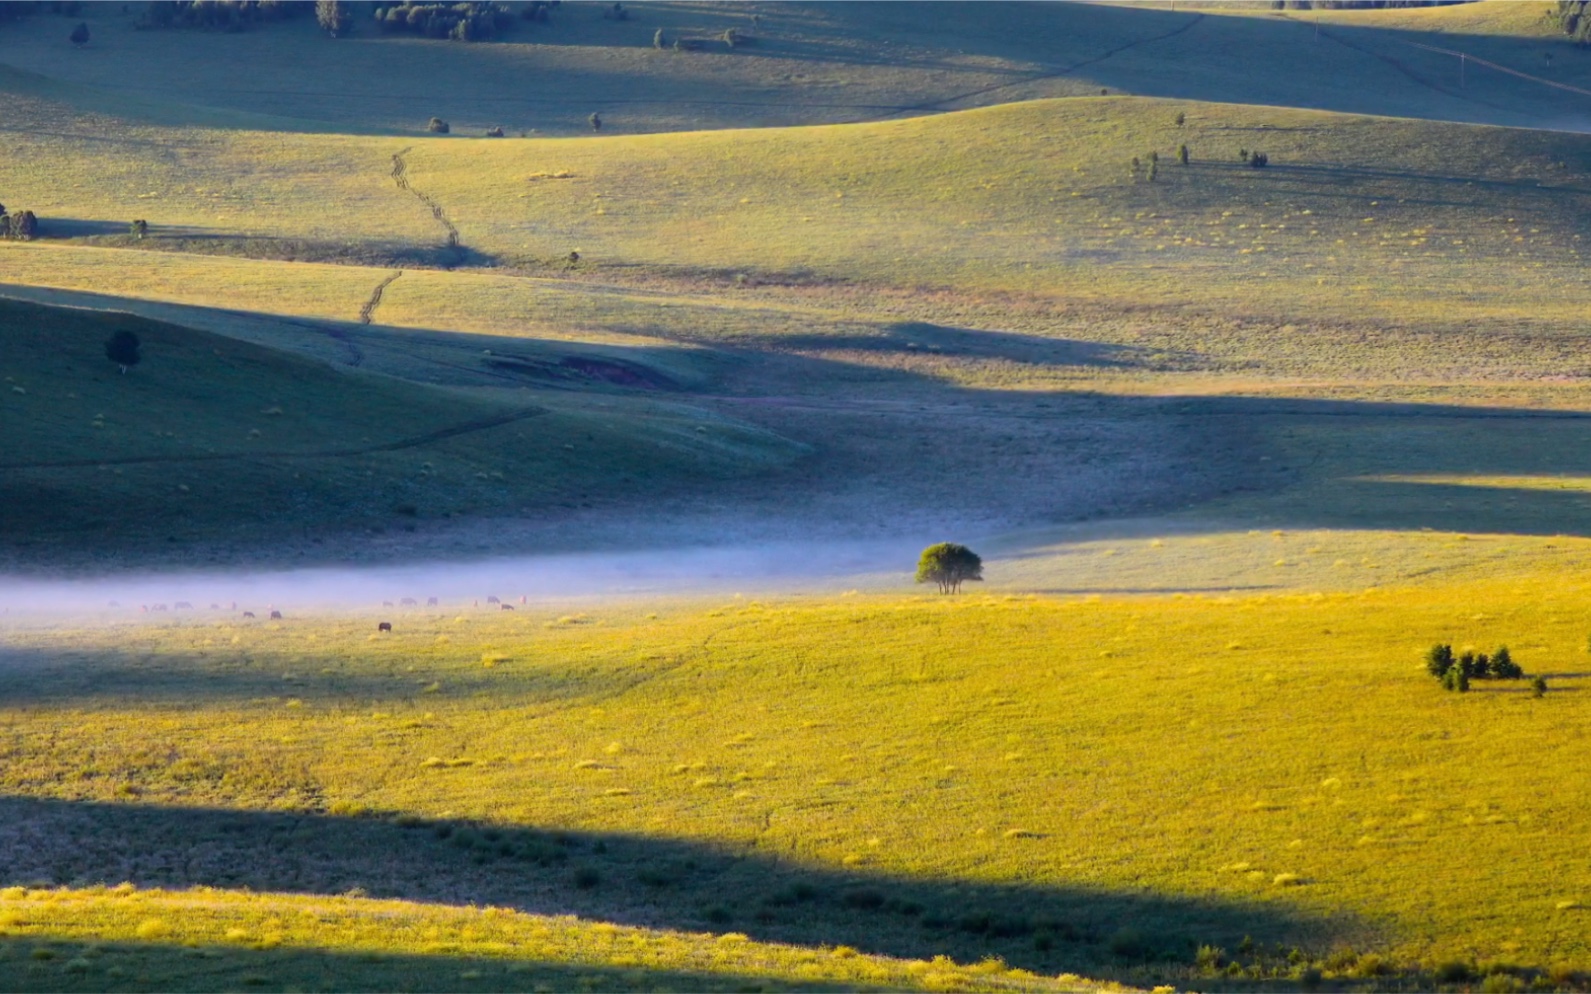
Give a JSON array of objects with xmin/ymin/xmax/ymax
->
[
  {"xmin": 1436, "ymin": 961, "xmax": 1473, "ymax": 983},
  {"xmin": 69, "ymin": 20, "xmax": 88, "ymax": 45},
  {"xmin": 1195, "ymin": 945, "xmax": 1226, "ymax": 971},
  {"xmin": 1425, "ymin": 643, "xmax": 1454, "ymax": 677},
  {"xmin": 105, "ymin": 330, "xmax": 141, "ymax": 373},
  {"xmin": 572, "ymin": 866, "xmax": 600, "ymax": 889},
  {"xmin": 1174, "ymin": 111, "xmax": 1186, "ymax": 126},
  {"xmin": 1250, "ymin": 151, "xmax": 1269, "ymax": 168},
  {"xmin": 588, "ymin": 112, "xmax": 602, "ymax": 131},
  {"xmin": 1108, "ymin": 927, "xmax": 1146, "ymax": 958},
  {"xmin": 1492, "ymin": 646, "xmax": 1522, "ymax": 679},
  {"xmin": 1178, "ymin": 144, "xmax": 1190, "ymax": 165},
  {"xmin": 842, "ymin": 889, "xmax": 885, "ymax": 910},
  {"xmin": 1531, "ymin": 675, "xmax": 1547, "ymax": 697},
  {"xmin": 427, "ymin": 117, "xmax": 449, "ymax": 133}
]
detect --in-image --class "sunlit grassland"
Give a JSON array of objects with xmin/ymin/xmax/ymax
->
[
  {"xmin": 0, "ymin": 887, "xmax": 1098, "ymax": 994},
  {"xmin": 5, "ymin": 93, "xmax": 1590, "ymax": 358},
  {"xmin": 2, "ymin": 582, "xmax": 1590, "ymax": 988}
]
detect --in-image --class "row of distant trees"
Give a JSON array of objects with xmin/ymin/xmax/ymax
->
[{"xmin": 0, "ymin": 0, "xmax": 562, "ymax": 40}]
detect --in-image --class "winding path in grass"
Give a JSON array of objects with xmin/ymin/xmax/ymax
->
[
  {"xmin": 0, "ymin": 406, "xmax": 546, "ymax": 471},
  {"xmin": 391, "ymin": 147, "xmax": 462, "ymax": 266},
  {"xmin": 359, "ymin": 270, "xmax": 402, "ymax": 325}
]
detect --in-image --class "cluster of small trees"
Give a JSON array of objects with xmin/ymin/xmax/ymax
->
[
  {"xmin": 1425, "ymin": 643, "xmax": 1531, "ymax": 693},
  {"xmin": 1556, "ymin": 1, "xmax": 1591, "ymax": 43},
  {"xmin": 1240, "ymin": 149, "xmax": 1270, "ymax": 168},
  {"xmin": 0, "ymin": 204, "xmax": 39, "ymax": 241},
  {"xmin": 916, "ymin": 543, "xmax": 983, "ymax": 594},
  {"xmin": 135, "ymin": 1, "xmax": 308, "ymax": 32},
  {"xmin": 372, "ymin": 2, "xmax": 513, "ymax": 42}
]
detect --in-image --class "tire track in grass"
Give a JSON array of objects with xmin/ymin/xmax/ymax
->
[
  {"xmin": 391, "ymin": 147, "xmax": 462, "ymax": 266},
  {"xmin": 0, "ymin": 407, "xmax": 546, "ymax": 470}
]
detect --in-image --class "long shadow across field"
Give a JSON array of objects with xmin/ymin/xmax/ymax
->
[{"xmin": 0, "ymin": 795, "xmax": 1360, "ymax": 984}]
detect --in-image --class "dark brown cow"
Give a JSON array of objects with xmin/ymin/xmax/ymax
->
[{"xmin": 378, "ymin": 621, "xmax": 392, "ymax": 632}]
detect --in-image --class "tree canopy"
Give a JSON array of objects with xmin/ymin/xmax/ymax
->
[
  {"xmin": 105, "ymin": 330, "xmax": 141, "ymax": 373},
  {"xmin": 916, "ymin": 543, "xmax": 983, "ymax": 594}
]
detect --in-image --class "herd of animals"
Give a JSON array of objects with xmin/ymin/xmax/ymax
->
[{"xmin": 120, "ymin": 594, "xmax": 530, "ymax": 629}]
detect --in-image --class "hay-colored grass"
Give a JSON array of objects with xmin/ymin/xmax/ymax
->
[{"xmin": 2, "ymin": 579, "xmax": 1590, "ymax": 988}]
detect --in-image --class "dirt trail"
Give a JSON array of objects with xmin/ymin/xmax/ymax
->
[
  {"xmin": 359, "ymin": 270, "xmax": 402, "ymax": 325},
  {"xmin": 0, "ymin": 407, "xmax": 545, "ymax": 471},
  {"xmin": 391, "ymin": 147, "xmax": 462, "ymax": 265}
]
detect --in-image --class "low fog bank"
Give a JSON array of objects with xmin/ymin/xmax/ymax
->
[{"xmin": 0, "ymin": 535, "xmax": 927, "ymax": 621}]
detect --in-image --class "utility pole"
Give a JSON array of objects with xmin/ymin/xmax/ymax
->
[{"xmin": 1460, "ymin": 52, "xmax": 1466, "ymax": 88}]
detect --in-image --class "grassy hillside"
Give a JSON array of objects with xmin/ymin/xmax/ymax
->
[
  {"xmin": 0, "ymin": 2, "xmax": 1578, "ymax": 134},
  {"xmin": 2, "ymin": 584, "xmax": 1590, "ymax": 990},
  {"xmin": 0, "ymin": 297, "xmax": 802, "ymax": 561},
  {"xmin": 4, "ymin": 94, "xmax": 1589, "ymax": 349}
]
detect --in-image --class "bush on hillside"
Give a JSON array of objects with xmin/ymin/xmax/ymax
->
[
  {"xmin": 1178, "ymin": 144, "xmax": 1190, "ymax": 165},
  {"xmin": 1556, "ymin": 1, "xmax": 1591, "ymax": 43},
  {"xmin": 129, "ymin": 218, "xmax": 148, "ymax": 239},
  {"xmin": 427, "ymin": 116, "xmax": 449, "ymax": 133},
  {"xmin": 915, "ymin": 543, "xmax": 983, "ymax": 594},
  {"xmin": 105, "ymin": 330, "xmax": 141, "ymax": 373},
  {"xmin": 484, "ymin": 125, "xmax": 504, "ymax": 137},
  {"xmin": 1531, "ymin": 675, "xmax": 1548, "ymax": 697},
  {"xmin": 1, "ymin": 209, "xmax": 38, "ymax": 240},
  {"xmin": 1250, "ymin": 151, "xmax": 1269, "ymax": 168},
  {"xmin": 68, "ymin": 19, "xmax": 86, "ymax": 44},
  {"xmin": 1425, "ymin": 643, "xmax": 1454, "ymax": 677},
  {"xmin": 1174, "ymin": 111, "xmax": 1186, "ymax": 127}
]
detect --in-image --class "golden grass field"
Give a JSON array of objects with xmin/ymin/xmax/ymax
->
[
  {"xmin": 2, "ymin": 583, "xmax": 1590, "ymax": 991},
  {"xmin": 7, "ymin": 1, "xmax": 1591, "ymax": 990}
]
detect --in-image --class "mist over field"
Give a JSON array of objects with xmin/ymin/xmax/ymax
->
[{"xmin": 0, "ymin": 536, "xmax": 920, "ymax": 618}]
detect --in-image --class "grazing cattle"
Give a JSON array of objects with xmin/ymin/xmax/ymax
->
[
  {"xmin": 174, "ymin": 602, "xmax": 193, "ymax": 610},
  {"xmin": 269, "ymin": 610, "xmax": 283, "ymax": 620},
  {"xmin": 382, "ymin": 601, "xmax": 394, "ymax": 608},
  {"xmin": 242, "ymin": 611, "xmax": 255, "ymax": 618},
  {"xmin": 500, "ymin": 603, "xmax": 515, "ymax": 611},
  {"xmin": 486, "ymin": 596, "xmax": 500, "ymax": 604},
  {"xmin": 400, "ymin": 597, "xmax": 417, "ymax": 607},
  {"xmin": 378, "ymin": 621, "xmax": 392, "ymax": 632},
  {"xmin": 153, "ymin": 603, "xmax": 168, "ymax": 612},
  {"xmin": 427, "ymin": 597, "xmax": 438, "ymax": 606}
]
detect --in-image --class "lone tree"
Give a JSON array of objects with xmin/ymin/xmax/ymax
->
[
  {"xmin": 916, "ymin": 543, "xmax": 983, "ymax": 594},
  {"xmin": 105, "ymin": 330, "xmax": 141, "ymax": 374},
  {"xmin": 129, "ymin": 218, "xmax": 148, "ymax": 239},
  {"xmin": 69, "ymin": 21, "xmax": 88, "ymax": 47},
  {"xmin": 316, "ymin": 0, "xmax": 351, "ymax": 37}
]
